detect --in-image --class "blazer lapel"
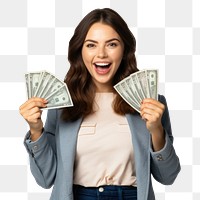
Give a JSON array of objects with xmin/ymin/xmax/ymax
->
[
  {"xmin": 126, "ymin": 113, "xmax": 151, "ymax": 200},
  {"xmin": 58, "ymin": 114, "xmax": 82, "ymax": 177}
]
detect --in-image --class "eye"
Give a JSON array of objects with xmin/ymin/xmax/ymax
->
[
  {"xmin": 108, "ymin": 42, "xmax": 118, "ymax": 48},
  {"xmin": 86, "ymin": 43, "xmax": 96, "ymax": 48}
]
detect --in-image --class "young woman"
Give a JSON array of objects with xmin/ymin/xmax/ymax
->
[{"xmin": 19, "ymin": 8, "xmax": 181, "ymax": 200}]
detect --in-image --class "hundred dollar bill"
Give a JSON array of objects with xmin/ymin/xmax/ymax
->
[
  {"xmin": 43, "ymin": 84, "xmax": 73, "ymax": 109},
  {"xmin": 25, "ymin": 70, "xmax": 74, "ymax": 109},
  {"xmin": 42, "ymin": 76, "xmax": 65, "ymax": 99},
  {"xmin": 130, "ymin": 73, "xmax": 146, "ymax": 101},
  {"xmin": 136, "ymin": 70, "xmax": 150, "ymax": 98},
  {"xmin": 25, "ymin": 73, "xmax": 31, "ymax": 98},
  {"xmin": 29, "ymin": 72, "xmax": 43, "ymax": 97},
  {"xmin": 124, "ymin": 76, "xmax": 141, "ymax": 106},
  {"xmin": 34, "ymin": 71, "xmax": 51, "ymax": 97},
  {"xmin": 114, "ymin": 83, "xmax": 140, "ymax": 113},
  {"xmin": 146, "ymin": 69, "xmax": 158, "ymax": 100}
]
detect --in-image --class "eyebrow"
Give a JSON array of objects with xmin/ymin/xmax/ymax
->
[{"xmin": 84, "ymin": 38, "xmax": 121, "ymax": 44}]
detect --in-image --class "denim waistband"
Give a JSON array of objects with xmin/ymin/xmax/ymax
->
[
  {"xmin": 74, "ymin": 184, "xmax": 137, "ymax": 191},
  {"xmin": 73, "ymin": 184, "xmax": 137, "ymax": 199}
]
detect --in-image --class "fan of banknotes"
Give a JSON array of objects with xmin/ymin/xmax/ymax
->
[
  {"xmin": 25, "ymin": 70, "xmax": 73, "ymax": 109},
  {"xmin": 114, "ymin": 69, "xmax": 158, "ymax": 113}
]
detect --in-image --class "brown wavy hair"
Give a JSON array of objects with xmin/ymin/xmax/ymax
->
[{"xmin": 61, "ymin": 8, "xmax": 139, "ymax": 121}]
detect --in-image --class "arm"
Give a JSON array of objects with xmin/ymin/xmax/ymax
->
[
  {"xmin": 23, "ymin": 106, "xmax": 57, "ymax": 189},
  {"xmin": 149, "ymin": 95, "xmax": 181, "ymax": 185}
]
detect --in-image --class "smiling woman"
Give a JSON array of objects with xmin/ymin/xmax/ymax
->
[{"xmin": 20, "ymin": 8, "xmax": 180, "ymax": 200}]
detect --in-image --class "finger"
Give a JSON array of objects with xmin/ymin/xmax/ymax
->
[
  {"xmin": 26, "ymin": 112, "xmax": 43, "ymax": 124},
  {"xmin": 140, "ymin": 102, "xmax": 163, "ymax": 115},
  {"xmin": 141, "ymin": 111, "xmax": 160, "ymax": 123},
  {"xmin": 20, "ymin": 99, "xmax": 47, "ymax": 114},
  {"xmin": 20, "ymin": 105, "xmax": 46, "ymax": 121},
  {"xmin": 19, "ymin": 97, "xmax": 47, "ymax": 110},
  {"xmin": 142, "ymin": 98, "xmax": 165, "ymax": 110},
  {"xmin": 25, "ymin": 108, "xmax": 43, "ymax": 122},
  {"xmin": 26, "ymin": 100, "xmax": 47, "ymax": 110},
  {"xmin": 23, "ymin": 106, "xmax": 42, "ymax": 119},
  {"xmin": 140, "ymin": 101, "xmax": 165, "ymax": 113},
  {"xmin": 140, "ymin": 103, "xmax": 162, "ymax": 121}
]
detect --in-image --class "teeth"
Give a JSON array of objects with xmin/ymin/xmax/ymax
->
[{"xmin": 95, "ymin": 63, "xmax": 110, "ymax": 66}]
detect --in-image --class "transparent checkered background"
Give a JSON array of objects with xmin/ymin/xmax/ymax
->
[{"xmin": 0, "ymin": 0, "xmax": 199, "ymax": 199}]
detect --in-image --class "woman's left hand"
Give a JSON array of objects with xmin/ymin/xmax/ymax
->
[
  {"xmin": 140, "ymin": 98, "xmax": 165, "ymax": 134},
  {"xmin": 140, "ymin": 98, "xmax": 166, "ymax": 151}
]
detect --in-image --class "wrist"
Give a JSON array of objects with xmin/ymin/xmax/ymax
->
[
  {"xmin": 150, "ymin": 124, "xmax": 164, "ymax": 136},
  {"xmin": 30, "ymin": 128, "xmax": 43, "ymax": 141},
  {"xmin": 150, "ymin": 125, "xmax": 165, "ymax": 152}
]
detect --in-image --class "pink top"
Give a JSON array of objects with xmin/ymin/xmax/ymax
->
[{"xmin": 73, "ymin": 93, "xmax": 137, "ymax": 187}]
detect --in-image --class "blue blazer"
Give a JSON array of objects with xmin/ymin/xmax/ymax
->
[{"xmin": 24, "ymin": 95, "xmax": 181, "ymax": 200}]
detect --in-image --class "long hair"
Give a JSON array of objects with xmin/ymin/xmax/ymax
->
[{"xmin": 61, "ymin": 8, "xmax": 139, "ymax": 121}]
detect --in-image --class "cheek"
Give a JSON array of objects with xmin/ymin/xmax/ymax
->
[
  {"xmin": 82, "ymin": 50, "xmax": 95, "ymax": 65},
  {"xmin": 81, "ymin": 51, "xmax": 93, "ymax": 73},
  {"xmin": 113, "ymin": 54, "xmax": 123, "ymax": 66},
  {"xmin": 110, "ymin": 48, "xmax": 124, "ymax": 61}
]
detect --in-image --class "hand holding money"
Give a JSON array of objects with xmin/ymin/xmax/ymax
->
[
  {"xmin": 19, "ymin": 97, "xmax": 47, "ymax": 141},
  {"xmin": 114, "ymin": 69, "xmax": 158, "ymax": 113},
  {"xmin": 25, "ymin": 70, "xmax": 73, "ymax": 110}
]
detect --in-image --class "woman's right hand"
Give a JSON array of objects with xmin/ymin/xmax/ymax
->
[{"xmin": 19, "ymin": 97, "xmax": 47, "ymax": 141}]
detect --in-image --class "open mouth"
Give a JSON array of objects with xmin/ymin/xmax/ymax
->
[{"xmin": 94, "ymin": 63, "xmax": 111, "ymax": 74}]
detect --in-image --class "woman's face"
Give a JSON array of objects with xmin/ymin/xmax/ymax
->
[{"xmin": 82, "ymin": 22, "xmax": 124, "ymax": 92}]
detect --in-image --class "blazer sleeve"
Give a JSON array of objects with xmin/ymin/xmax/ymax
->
[
  {"xmin": 150, "ymin": 95, "xmax": 181, "ymax": 185},
  {"xmin": 24, "ymin": 109, "xmax": 58, "ymax": 189}
]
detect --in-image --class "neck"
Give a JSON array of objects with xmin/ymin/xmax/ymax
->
[
  {"xmin": 96, "ymin": 86, "xmax": 114, "ymax": 93},
  {"xmin": 94, "ymin": 82, "xmax": 114, "ymax": 93}
]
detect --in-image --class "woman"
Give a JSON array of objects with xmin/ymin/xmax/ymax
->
[{"xmin": 20, "ymin": 8, "xmax": 180, "ymax": 200}]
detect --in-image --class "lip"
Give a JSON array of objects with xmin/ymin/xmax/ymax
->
[{"xmin": 93, "ymin": 62, "xmax": 112, "ymax": 75}]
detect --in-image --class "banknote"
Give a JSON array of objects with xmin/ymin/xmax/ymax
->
[
  {"xmin": 146, "ymin": 70, "xmax": 158, "ymax": 100},
  {"xmin": 25, "ymin": 73, "xmax": 31, "ymax": 99},
  {"xmin": 29, "ymin": 72, "xmax": 43, "ymax": 97},
  {"xmin": 42, "ymin": 76, "xmax": 64, "ymax": 99},
  {"xmin": 34, "ymin": 71, "xmax": 51, "ymax": 97},
  {"xmin": 114, "ymin": 69, "xmax": 158, "ymax": 113},
  {"xmin": 123, "ymin": 76, "xmax": 141, "ymax": 106},
  {"xmin": 43, "ymin": 84, "xmax": 73, "ymax": 110},
  {"xmin": 136, "ymin": 70, "xmax": 150, "ymax": 98},
  {"xmin": 25, "ymin": 70, "xmax": 73, "ymax": 109},
  {"xmin": 114, "ymin": 84, "xmax": 140, "ymax": 113},
  {"xmin": 130, "ymin": 73, "xmax": 146, "ymax": 101}
]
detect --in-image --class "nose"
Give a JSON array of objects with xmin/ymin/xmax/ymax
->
[{"xmin": 97, "ymin": 46, "xmax": 108, "ymax": 58}]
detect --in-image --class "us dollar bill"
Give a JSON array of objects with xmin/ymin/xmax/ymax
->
[
  {"xmin": 25, "ymin": 70, "xmax": 74, "ymax": 109},
  {"xmin": 146, "ymin": 69, "xmax": 158, "ymax": 100},
  {"xmin": 44, "ymin": 84, "xmax": 73, "ymax": 109},
  {"xmin": 114, "ymin": 83, "xmax": 140, "ymax": 113},
  {"xmin": 42, "ymin": 76, "xmax": 65, "ymax": 99},
  {"xmin": 25, "ymin": 73, "xmax": 31, "ymax": 99},
  {"xmin": 136, "ymin": 70, "xmax": 150, "ymax": 98},
  {"xmin": 130, "ymin": 73, "xmax": 146, "ymax": 101},
  {"xmin": 113, "ymin": 69, "xmax": 158, "ymax": 112},
  {"xmin": 29, "ymin": 72, "xmax": 42, "ymax": 97},
  {"xmin": 124, "ymin": 76, "xmax": 141, "ymax": 106},
  {"xmin": 34, "ymin": 71, "xmax": 51, "ymax": 97}
]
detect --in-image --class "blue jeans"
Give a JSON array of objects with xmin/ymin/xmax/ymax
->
[{"xmin": 73, "ymin": 185, "xmax": 137, "ymax": 200}]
